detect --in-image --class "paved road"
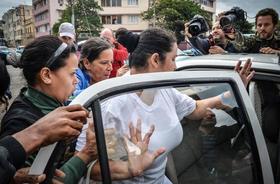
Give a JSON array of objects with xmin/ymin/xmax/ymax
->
[{"xmin": 0, "ymin": 65, "xmax": 25, "ymax": 120}]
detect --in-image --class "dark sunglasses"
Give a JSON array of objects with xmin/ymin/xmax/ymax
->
[{"xmin": 45, "ymin": 43, "xmax": 68, "ymax": 68}]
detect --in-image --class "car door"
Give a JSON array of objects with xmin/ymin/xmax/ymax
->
[
  {"xmin": 177, "ymin": 60, "xmax": 280, "ymax": 182},
  {"xmin": 69, "ymin": 70, "xmax": 273, "ymax": 184}
]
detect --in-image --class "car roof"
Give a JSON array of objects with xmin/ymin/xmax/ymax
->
[{"xmin": 176, "ymin": 53, "xmax": 280, "ymax": 74}]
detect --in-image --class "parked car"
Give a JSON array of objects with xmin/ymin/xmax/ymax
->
[
  {"xmin": 16, "ymin": 46, "xmax": 24, "ymax": 54},
  {"xmin": 31, "ymin": 53, "xmax": 280, "ymax": 183},
  {"xmin": 0, "ymin": 46, "xmax": 10, "ymax": 65}
]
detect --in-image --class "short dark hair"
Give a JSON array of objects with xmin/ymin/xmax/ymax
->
[
  {"xmin": 116, "ymin": 28, "xmax": 139, "ymax": 54},
  {"xmin": 129, "ymin": 28, "xmax": 176, "ymax": 69},
  {"xmin": 80, "ymin": 37, "xmax": 112, "ymax": 66},
  {"xmin": 115, "ymin": 27, "xmax": 129, "ymax": 39},
  {"xmin": 20, "ymin": 35, "xmax": 76, "ymax": 86},
  {"xmin": 255, "ymin": 8, "xmax": 279, "ymax": 26}
]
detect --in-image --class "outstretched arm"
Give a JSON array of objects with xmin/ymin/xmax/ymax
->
[{"xmin": 187, "ymin": 59, "xmax": 254, "ymax": 120}]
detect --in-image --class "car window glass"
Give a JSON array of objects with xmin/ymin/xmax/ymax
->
[
  {"xmin": 253, "ymin": 80, "xmax": 280, "ymax": 179},
  {"xmin": 99, "ymin": 82, "xmax": 261, "ymax": 183}
]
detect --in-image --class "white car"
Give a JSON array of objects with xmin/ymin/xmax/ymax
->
[{"xmin": 32, "ymin": 53, "xmax": 279, "ymax": 184}]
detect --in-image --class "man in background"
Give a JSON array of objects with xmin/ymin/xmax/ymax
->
[
  {"xmin": 100, "ymin": 28, "xmax": 128, "ymax": 78},
  {"xmin": 58, "ymin": 22, "xmax": 76, "ymax": 46},
  {"xmin": 238, "ymin": 8, "xmax": 280, "ymax": 53}
]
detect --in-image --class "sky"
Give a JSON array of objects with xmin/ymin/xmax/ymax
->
[
  {"xmin": 216, "ymin": 0, "xmax": 280, "ymax": 22},
  {"xmin": 0, "ymin": 0, "xmax": 32, "ymax": 18},
  {"xmin": 0, "ymin": 0, "xmax": 280, "ymax": 22}
]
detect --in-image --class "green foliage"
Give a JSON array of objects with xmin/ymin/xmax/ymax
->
[
  {"xmin": 142, "ymin": 0, "xmax": 209, "ymax": 30},
  {"xmin": 52, "ymin": 0, "xmax": 102, "ymax": 37},
  {"xmin": 234, "ymin": 20, "xmax": 254, "ymax": 34},
  {"xmin": 276, "ymin": 20, "xmax": 280, "ymax": 31}
]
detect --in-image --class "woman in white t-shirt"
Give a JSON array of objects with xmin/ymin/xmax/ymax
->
[{"xmin": 76, "ymin": 28, "xmax": 254, "ymax": 183}]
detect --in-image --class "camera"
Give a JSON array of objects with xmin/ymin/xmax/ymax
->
[
  {"xmin": 220, "ymin": 7, "xmax": 246, "ymax": 28},
  {"xmin": 188, "ymin": 15, "xmax": 210, "ymax": 37},
  {"xmin": 0, "ymin": 50, "xmax": 21, "ymax": 67}
]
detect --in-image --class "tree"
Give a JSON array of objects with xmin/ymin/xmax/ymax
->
[
  {"xmin": 142, "ymin": 0, "xmax": 209, "ymax": 31},
  {"xmin": 53, "ymin": 0, "xmax": 102, "ymax": 38},
  {"xmin": 276, "ymin": 20, "xmax": 280, "ymax": 31},
  {"xmin": 234, "ymin": 20, "xmax": 254, "ymax": 34}
]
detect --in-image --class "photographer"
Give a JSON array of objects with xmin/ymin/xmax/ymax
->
[
  {"xmin": 208, "ymin": 21, "xmax": 239, "ymax": 54},
  {"xmin": 100, "ymin": 28, "xmax": 128, "ymax": 78},
  {"xmin": 186, "ymin": 7, "xmax": 246, "ymax": 55},
  {"xmin": 239, "ymin": 8, "xmax": 280, "ymax": 54}
]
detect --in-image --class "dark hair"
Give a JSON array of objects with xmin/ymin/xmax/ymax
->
[
  {"xmin": 129, "ymin": 28, "xmax": 176, "ymax": 68},
  {"xmin": 0, "ymin": 61, "xmax": 10, "ymax": 101},
  {"xmin": 80, "ymin": 37, "xmax": 112, "ymax": 66},
  {"xmin": 116, "ymin": 28, "xmax": 139, "ymax": 53},
  {"xmin": 255, "ymin": 8, "xmax": 279, "ymax": 26},
  {"xmin": 115, "ymin": 27, "xmax": 129, "ymax": 39},
  {"xmin": 20, "ymin": 35, "xmax": 76, "ymax": 86}
]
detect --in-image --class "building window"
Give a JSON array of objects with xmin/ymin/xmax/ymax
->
[
  {"xmin": 128, "ymin": 0, "xmax": 138, "ymax": 5},
  {"xmin": 101, "ymin": 15, "xmax": 122, "ymax": 24},
  {"xmin": 36, "ymin": 24, "xmax": 49, "ymax": 33},
  {"xmin": 128, "ymin": 15, "xmax": 139, "ymax": 24},
  {"xmin": 58, "ymin": 0, "xmax": 64, "ymax": 6},
  {"xmin": 101, "ymin": 0, "xmax": 121, "ymax": 7},
  {"xmin": 200, "ymin": 0, "xmax": 210, "ymax": 6}
]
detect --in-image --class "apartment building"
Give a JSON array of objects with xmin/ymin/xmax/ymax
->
[
  {"xmin": 194, "ymin": 0, "xmax": 217, "ymax": 21},
  {"xmin": 97, "ymin": 0, "xmax": 150, "ymax": 32},
  {"xmin": 97, "ymin": 0, "xmax": 216, "ymax": 32},
  {"xmin": 0, "ymin": 21, "xmax": 4, "ymax": 38},
  {"xmin": 2, "ymin": 5, "xmax": 34, "ymax": 47},
  {"xmin": 33, "ymin": 0, "xmax": 67, "ymax": 37}
]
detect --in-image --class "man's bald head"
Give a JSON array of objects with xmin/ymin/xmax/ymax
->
[{"xmin": 100, "ymin": 28, "xmax": 115, "ymax": 44}]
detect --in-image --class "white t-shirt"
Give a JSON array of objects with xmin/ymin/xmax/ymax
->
[{"xmin": 76, "ymin": 88, "xmax": 196, "ymax": 184}]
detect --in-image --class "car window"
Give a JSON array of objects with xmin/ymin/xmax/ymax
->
[
  {"xmin": 99, "ymin": 82, "xmax": 262, "ymax": 184},
  {"xmin": 249, "ymin": 80, "xmax": 280, "ymax": 180}
]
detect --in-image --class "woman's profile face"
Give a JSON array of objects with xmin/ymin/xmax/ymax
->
[
  {"xmin": 158, "ymin": 42, "xmax": 178, "ymax": 72},
  {"xmin": 86, "ymin": 48, "xmax": 113, "ymax": 83},
  {"xmin": 50, "ymin": 53, "xmax": 79, "ymax": 103}
]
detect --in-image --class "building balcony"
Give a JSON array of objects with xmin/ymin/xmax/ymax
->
[
  {"xmin": 35, "ymin": 31, "xmax": 49, "ymax": 38},
  {"xmin": 25, "ymin": 32, "xmax": 35, "ymax": 38},
  {"xmin": 35, "ymin": 19, "xmax": 49, "ymax": 27},
  {"xmin": 201, "ymin": 4, "xmax": 215, "ymax": 13},
  {"xmin": 33, "ymin": 5, "xmax": 48, "ymax": 15},
  {"xmin": 99, "ymin": 7, "xmax": 142, "ymax": 15},
  {"xmin": 15, "ymin": 35, "xmax": 23, "ymax": 40}
]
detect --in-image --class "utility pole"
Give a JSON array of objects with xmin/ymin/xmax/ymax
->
[
  {"xmin": 68, "ymin": 0, "xmax": 75, "ymax": 27},
  {"xmin": 153, "ymin": 0, "xmax": 156, "ymax": 27},
  {"xmin": 71, "ymin": 4, "xmax": 75, "ymax": 27}
]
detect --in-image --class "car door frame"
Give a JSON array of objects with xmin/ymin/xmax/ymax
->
[{"xmin": 70, "ymin": 70, "xmax": 274, "ymax": 184}]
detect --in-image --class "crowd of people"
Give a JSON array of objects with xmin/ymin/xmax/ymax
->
[
  {"xmin": 183, "ymin": 8, "xmax": 280, "ymax": 55},
  {"xmin": 0, "ymin": 6, "xmax": 278, "ymax": 184}
]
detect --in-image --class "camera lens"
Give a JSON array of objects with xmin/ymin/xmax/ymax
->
[
  {"xmin": 188, "ymin": 22, "xmax": 201, "ymax": 36},
  {"xmin": 220, "ymin": 14, "xmax": 237, "ymax": 27},
  {"xmin": 220, "ymin": 17, "xmax": 231, "ymax": 27}
]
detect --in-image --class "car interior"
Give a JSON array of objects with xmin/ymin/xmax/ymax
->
[
  {"xmin": 100, "ymin": 80, "xmax": 279, "ymax": 183},
  {"xmin": 165, "ymin": 83, "xmax": 262, "ymax": 184},
  {"xmin": 250, "ymin": 80, "xmax": 280, "ymax": 183}
]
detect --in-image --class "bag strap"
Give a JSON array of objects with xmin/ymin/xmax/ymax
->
[{"xmin": 85, "ymin": 160, "xmax": 97, "ymax": 184}]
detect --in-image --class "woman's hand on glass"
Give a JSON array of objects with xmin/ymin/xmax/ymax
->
[
  {"xmin": 234, "ymin": 59, "xmax": 255, "ymax": 88},
  {"xmin": 125, "ymin": 119, "xmax": 165, "ymax": 177}
]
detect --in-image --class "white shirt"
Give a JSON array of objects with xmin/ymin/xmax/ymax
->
[{"xmin": 76, "ymin": 88, "xmax": 196, "ymax": 184}]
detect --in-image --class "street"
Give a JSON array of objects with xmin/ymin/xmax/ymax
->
[{"xmin": 0, "ymin": 65, "xmax": 25, "ymax": 120}]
